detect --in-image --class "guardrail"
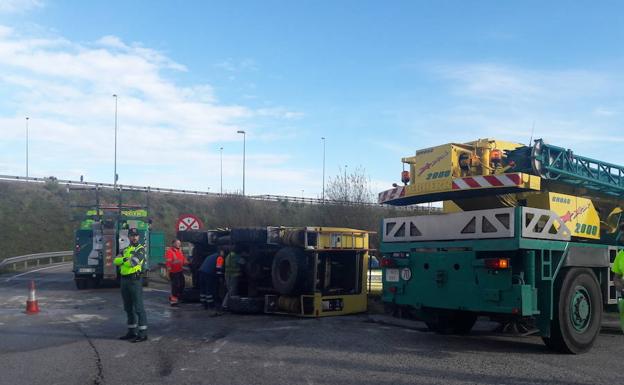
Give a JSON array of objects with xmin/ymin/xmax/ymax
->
[
  {"xmin": 0, "ymin": 251, "xmax": 73, "ymax": 271},
  {"xmin": 0, "ymin": 174, "xmax": 440, "ymax": 212}
]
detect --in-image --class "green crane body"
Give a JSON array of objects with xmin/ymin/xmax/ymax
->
[{"xmin": 379, "ymin": 138, "xmax": 623, "ymax": 354}]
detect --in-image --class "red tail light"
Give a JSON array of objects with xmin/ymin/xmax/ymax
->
[
  {"xmin": 484, "ymin": 258, "xmax": 509, "ymax": 270},
  {"xmin": 216, "ymin": 255, "xmax": 224, "ymax": 268},
  {"xmin": 381, "ymin": 257, "xmax": 395, "ymax": 268}
]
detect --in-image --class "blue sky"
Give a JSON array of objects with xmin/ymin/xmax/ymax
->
[{"xmin": 1, "ymin": 0, "xmax": 623, "ymax": 198}]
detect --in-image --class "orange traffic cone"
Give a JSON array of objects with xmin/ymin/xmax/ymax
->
[{"xmin": 26, "ymin": 280, "xmax": 40, "ymax": 314}]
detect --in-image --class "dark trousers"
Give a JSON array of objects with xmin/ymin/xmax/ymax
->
[
  {"xmin": 120, "ymin": 276, "xmax": 147, "ymax": 336},
  {"xmin": 169, "ymin": 271, "xmax": 185, "ymax": 298},
  {"xmin": 222, "ymin": 275, "xmax": 239, "ymax": 308},
  {"xmin": 199, "ymin": 271, "xmax": 219, "ymax": 308}
]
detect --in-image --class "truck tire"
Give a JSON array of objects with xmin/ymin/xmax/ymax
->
[
  {"xmin": 271, "ymin": 247, "xmax": 309, "ymax": 295},
  {"xmin": 231, "ymin": 227, "xmax": 267, "ymax": 243},
  {"xmin": 177, "ymin": 231, "xmax": 208, "ymax": 245},
  {"xmin": 228, "ymin": 295, "xmax": 265, "ymax": 314},
  {"xmin": 425, "ymin": 310, "xmax": 477, "ymax": 335},
  {"xmin": 543, "ymin": 267, "xmax": 602, "ymax": 354}
]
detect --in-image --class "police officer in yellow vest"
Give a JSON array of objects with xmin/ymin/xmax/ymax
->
[{"xmin": 114, "ymin": 228, "xmax": 148, "ymax": 342}]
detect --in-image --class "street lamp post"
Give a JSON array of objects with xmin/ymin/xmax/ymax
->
[
  {"xmin": 321, "ymin": 137, "xmax": 326, "ymax": 201},
  {"xmin": 219, "ymin": 146, "xmax": 223, "ymax": 195},
  {"xmin": 344, "ymin": 164, "xmax": 348, "ymax": 202},
  {"xmin": 113, "ymin": 94, "xmax": 118, "ymax": 190},
  {"xmin": 25, "ymin": 117, "xmax": 29, "ymax": 178},
  {"xmin": 236, "ymin": 130, "xmax": 246, "ymax": 196}
]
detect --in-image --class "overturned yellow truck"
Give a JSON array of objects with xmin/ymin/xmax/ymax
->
[{"xmin": 179, "ymin": 226, "xmax": 371, "ymax": 317}]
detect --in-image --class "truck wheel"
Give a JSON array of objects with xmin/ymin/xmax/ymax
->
[
  {"xmin": 231, "ymin": 227, "xmax": 267, "ymax": 243},
  {"xmin": 75, "ymin": 279, "xmax": 87, "ymax": 290},
  {"xmin": 543, "ymin": 267, "xmax": 602, "ymax": 354},
  {"xmin": 425, "ymin": 310, "xmax": 477, "ymax": 334},
  {"xmin": 271, "ymin": 247, "xmax": 309, "ymax": 295},
  {"xmin": 228, "ymin": 295, "xmax": 265, "ymax": 314}
]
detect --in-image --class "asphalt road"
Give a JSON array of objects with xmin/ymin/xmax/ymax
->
[{"xmin": 1, "ymin": 264, "xmax": 623, "ymax": 385}]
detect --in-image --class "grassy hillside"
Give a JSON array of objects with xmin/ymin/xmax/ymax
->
[{"xmin": 0, "ymin": 179, "xmax": 430, "ymax": 259}]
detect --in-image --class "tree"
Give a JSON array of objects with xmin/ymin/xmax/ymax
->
[{"xmin": 325, "ymin": 165, "xmax": 374, "ymax": 203}]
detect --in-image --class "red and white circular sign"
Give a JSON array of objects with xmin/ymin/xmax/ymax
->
[{"xmin": 176, "ymin": 214, "xmax": 203, "ymax": 231}]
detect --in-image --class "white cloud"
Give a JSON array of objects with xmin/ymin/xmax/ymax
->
[
  {"xmin": 0, "ymin": 25, "xmax": 306, "ymax": 194},
  {"xmin": 437, "ymin": 63, "xmax": 611, "ymax": 103},
  {"xmin": 423, "ymin": 62, "xmax": 624, "ymax": 151},
  {"xmin": 215, "ymin": 58, "xmax": 258, "ymax": 72},
  {"xmin": 0, "ymin": 0, "xmax": 43, "ymax": 14}
]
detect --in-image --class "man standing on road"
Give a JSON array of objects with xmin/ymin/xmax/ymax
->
[
  {"xmin": 114, "ymin": 228, "xmax": 148, "ymax": 343},
  {"xmin": 199, "ymin": 251, "xmax": 222, "ymax": 315},
  {"xmin": 612, "ymin": 224, "xmax": 624, "ymax": 333},
  {"xmin": 222, "ymin": 246, "xmax": 245, "ymax": 310},
  {"xmin": 165, "ymin": 239, "xmax": 188, "ymax": 305}
]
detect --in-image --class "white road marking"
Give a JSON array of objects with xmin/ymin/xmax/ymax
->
[
  {"xmin": 4, "ymin": 263, "xmax": 72, "ymax": 282},
  {"xmin": 66, "ymin": 314, "xmax": 107, "ymax": 323},
  {"xmin": 212, "ymin": 340, "xmax": 228, "ymax": 353},
  {"xmin": 115, "ymin": 352, "xmax": 127, "ymax": 358}
]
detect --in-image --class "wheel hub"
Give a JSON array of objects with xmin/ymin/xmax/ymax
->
[{"xmin": 569, "ymin": 285, "xmax": 591, "ymax": 333}]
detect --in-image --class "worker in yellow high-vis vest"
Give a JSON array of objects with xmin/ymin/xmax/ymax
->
[
  {"xmin": 114, "ymin": 228, "xmax": 148, "ymax": 342},
  {"xmin": 612, "ymin": 227, "xmax": 624, "ymax": 333}
]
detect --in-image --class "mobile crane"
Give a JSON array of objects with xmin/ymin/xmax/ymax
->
[{"xmin": 378, "ymin": 138, "xmax": 623, "ymax": 353}]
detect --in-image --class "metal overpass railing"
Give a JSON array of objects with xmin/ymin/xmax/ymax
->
[
  {"xmin": 0, "ymin": 251, "xmax": 73, "ymax": 271},
  {"xmin": 0, "ymin": 174, "xmax": 440, "ymax": 212}
]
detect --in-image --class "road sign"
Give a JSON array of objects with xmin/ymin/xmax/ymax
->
[{"xmin": 176, "ymin": 214, "xmax": 203, "ymax": 231}]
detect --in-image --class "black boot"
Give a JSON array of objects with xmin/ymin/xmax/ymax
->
[
  {"xmin": 119, "ymin": 330, "xmax": 137, "ymax": 340},
  {"xmin": 131, "ymin": 332, "xmax": 148, "ymax": 343}
]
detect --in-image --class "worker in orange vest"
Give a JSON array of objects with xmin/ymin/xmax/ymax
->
[{"xmin": 165, "ymin": 239, "xmax": 188, "ymax": 305}]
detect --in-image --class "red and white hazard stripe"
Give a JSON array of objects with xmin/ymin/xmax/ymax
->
[
  {"xmin": 378, "ymin": 186, "xmax": 405, "ymax": 203},
  {"xmin": 452, "ymin": 173, "xmax": 521, "ymax": 190}
]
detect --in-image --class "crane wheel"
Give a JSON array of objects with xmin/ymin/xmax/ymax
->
[{"xmin": 543, "ymin": 267, "xmax": 602, "ymax": 354}]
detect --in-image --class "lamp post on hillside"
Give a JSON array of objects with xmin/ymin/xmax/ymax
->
[
  {"xmin": 321, "ymin": 137, "xmax": 326, "ymax": 201},
  {"xmin": 237, "ymin": 130, "xmax": 246, "ymax": 196},
  {"xmin": 220, "ymin": 146, "xmax": 223, "ymax": 195},
  {"xmin": 344, "ymin": 164, "xmax": 348, "ymax": 202},
  {"xmin": 113, "ymin": 94, "xmax": 118, "ymax": 190},
  {"xmin": 25, "ymin": 117, "xmax": 29, "ymax": 178}
]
